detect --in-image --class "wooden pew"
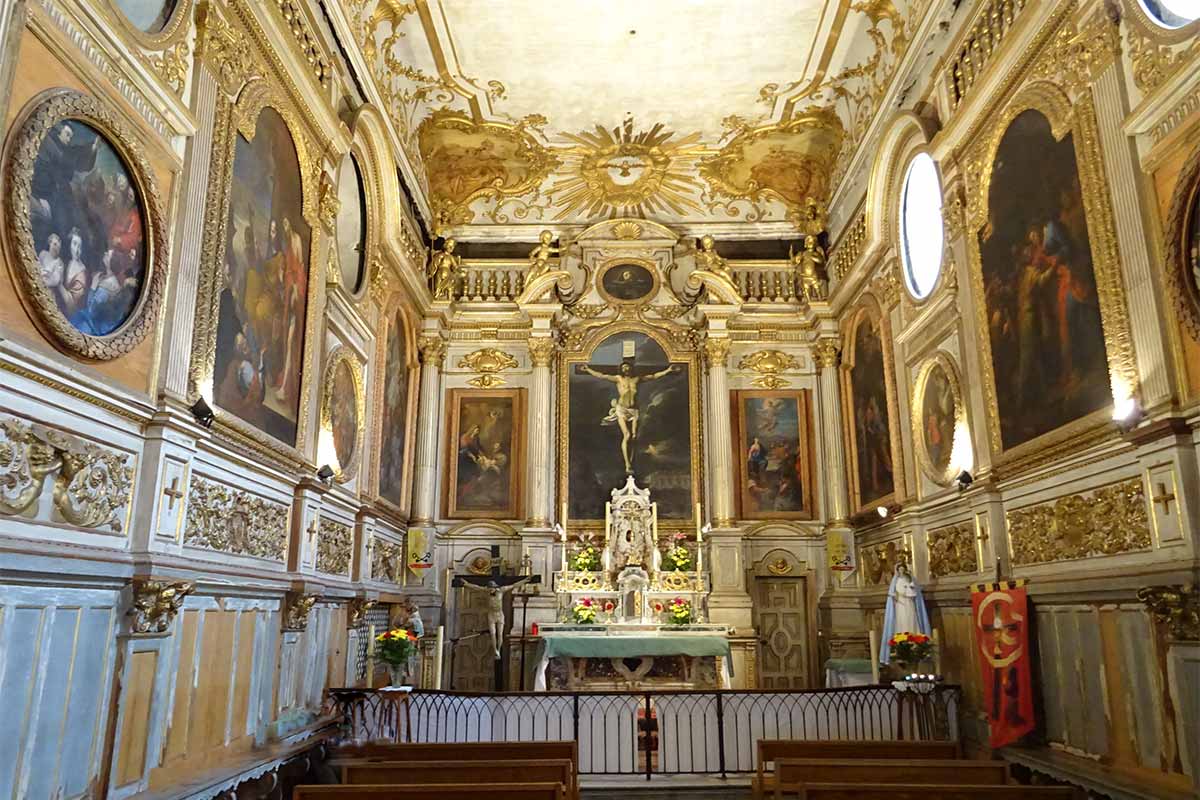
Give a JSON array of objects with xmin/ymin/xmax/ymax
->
[
  {"xmin": 293, "ymin": 783, "xmax": 566, "ymax": 800},
  {"xmin": 774, "ymin": 759, "xmax": 1010, "ymax": 799},
  {"xmin": 329, "ymin": 741, "xmax": 579, "ymax": 799},
  {"xmin": 754, "ymin": 740, "xmax": 962, "ymax": 799},
  {"xmin": 790, "ymin": 783, "xmax": 1079, "ymax": 799},
  {"xmin": 341, "ymin": 759, "xmax": 573, "ymax": 793}
]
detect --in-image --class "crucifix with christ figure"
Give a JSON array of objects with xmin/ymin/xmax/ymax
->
[{"xmin": 452, "ymin": 545, "xmax": 540, "ymax": 660}]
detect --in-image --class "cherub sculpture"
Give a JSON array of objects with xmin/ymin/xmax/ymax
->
[
  {"xmin": 694, "ymin": 235, "xmax": 732, "ymax": 280},
  {"xmin": 527, "ymin": 230, "xmax": 565, "ymax": 282}
]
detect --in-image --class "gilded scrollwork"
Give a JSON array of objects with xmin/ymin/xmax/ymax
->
[
  {"xmin": 1137, "ymin": 585, "xmax": 1199, "ymax": 642},
  {"xmin": 183, "ymin": 476, "xmax": 289, "ymax": 561},
  {"xmin": 926, "ymin": 523, "xmax": 979, "ymax": 579},
  {"xmin": 0, "ymin": 415, "xmax": 133, "ymax": 533},
  {"xmin": 738, "ymin": 349, "xmax": 800, "ymax": 389},
  {"xmin": 128, "ymin": 580, "xmax": 194, "ymax": 635},
  {"xmin": 196, "ymin": 2, "xmax": 259, "ymax": 97},
  {"xmin": 458, "ymin": 348, "xmax": 519, "ymax": 388},
  {"xmin": 859, "ymin": 538, "xmax": 911, "ymax": 588},
  {"xmin": 347, "ymin": 597, "xmax": 376, "ymax": 628},
  {"xmin": 1006, "ymin": 478, "xmax": 1151, "ymax": 566},
  {"xmin": 282, "ymin": 592, "xmax": 318, "ymax": 631},
  {"xmin": 316, "ymin": 519, "xmax": 353, "ymax": 577},
  {"xmin": 1027, "ymin": 11, "xmax": 1121, "ymax": 100},
  {"xmin": 144, "ymin": 41, "xmax": 192, "ymax": 96},
  {"xmin": 371, "ymin": 537, "xmax": 402, "ymax": 584}
]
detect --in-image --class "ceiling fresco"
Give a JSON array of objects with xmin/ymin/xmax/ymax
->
[{"xmin": 342, "ymin": 0, "xmax": 928, "ymax": 233}]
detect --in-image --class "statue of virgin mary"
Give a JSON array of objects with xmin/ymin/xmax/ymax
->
[{"xmin": 879, "ymin": 562, "xmax": 931, "ymax": 664}]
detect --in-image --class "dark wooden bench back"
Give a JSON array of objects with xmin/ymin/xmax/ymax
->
[
  {"xmin": 293, "ymin": 783, "xmax": 564, "ymax": 800},
  {"xmin": 794, "ymin": 783, "xmax": 1078, "ymax": 800},
  {"xmin": 776, "ymin": 758, "xmax": 1009, "ymax": 789},
  {"xmin": 330, "ymin": 741, "xmax": 577, "ymax": 764},
  {"xmin": 758, "ymin": 739, "xmax": 960, "ymax": 765},
  {"xmin": 342, "ymin": 759, "xmax": 572, "ymax": 788}
]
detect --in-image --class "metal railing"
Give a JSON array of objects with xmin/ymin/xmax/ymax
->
[{"xmin": 325, "ymin": 685, "xmax": 960, "ymax": 779}]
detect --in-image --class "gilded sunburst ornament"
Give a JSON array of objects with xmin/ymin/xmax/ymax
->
[{"xmin": 548, "ymin": 117, "xmax": 705, "ymax": 219}]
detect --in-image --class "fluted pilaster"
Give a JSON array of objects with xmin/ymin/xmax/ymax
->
[
  {"xmin": 411, "ymin": 334, "xmax": 446, "ymax": 523},
  {"xmin": 526, "ymin": 337, "xmax": 557, "ymax": 526},
  {"xmin": 816, "ymin": 338, "xmax": 849, "ymax": 521},
  {"xmin": 703, "ymin": 336, "xmax": 734, "ymax": 527}
]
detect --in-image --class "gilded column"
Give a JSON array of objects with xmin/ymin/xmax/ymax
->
[
  {"xmin": 526, "ymin": 336, "xmax": 557, "ymax": 527},
  {"xmin": 816, "ymin": 338, "xmax": 849, "ymax": 521},
  {"xmin": 704, "ymin": 336, "xmax": 734, "ymax": 527},
  {"xmin": 411, "ymin": 334, "xmax": 446, "ymax": 524}
]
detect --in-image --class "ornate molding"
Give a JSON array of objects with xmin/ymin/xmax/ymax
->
[
  {"xmin": 195, "ymin": 1, "xmax": 259, "ymax": 97},
  {"xmin": 316, "ymin": 519, "xmax": 353, "ymax": 577},
  {"xmin": 0, "ymin": 414, "xmax": 133, "ymax": 533},
  {"xmin": 1028, "ymin": 10, "xmax": 1121, "ymax": 100},
  {"xmin": 318, "ymin": 169, "xmax": 339, "ymax": 234},
  {"xmin": 183, "ymin": 476, "xmax": 288, "ymax": 561},
  {"xmin": 737, "ymin": 349, "xmax": 800, "ymax": 388},
  {"xmin": 1007, "ymin": 478, "xmax": 1151, "ymax": 566},
  {"xmin": 926, "ymin": 523, "xmax": 979, "ymax": 579},
  {"xmin": 144, "ymin": 40, "xmax": 191, "ymax": 96},
  {"xmin": 371, "ymin": 536, "xmax": 402, "ymax": 584},
  {"xmin": 702, "ymin": 337, "xmax": 731, "ymax": 370},
  {"xmin": 814, "ymin": 340, "xmax": 841, "ymax": 369},
  {"xmin": 458, "ymin": 347, "xmax": 519, "ymax": 388},
  {"xmin": 272, "ymin": 0, "xmax": 332, "ymax": 89},
  {"xmin": 528, "ymin": 337, "xmax": 558, "ymax": 367},
  {"xmin": 346, "ymin": 597, "xmax": 376, "ymax": 628},
  {"xmin": 417, "ymin": 335, "xmax": 447, "ymax": 367},
  {"xmin": 1137, "ymin": 585, "xmax": 1199, "ymax": 642},
  {"xmin": 282, "ymin": 592, "xmax": 318, "ymax": 631},
  {"xmin": 128, "ymin": 580, "xmax": 194, "ymax": 635}
]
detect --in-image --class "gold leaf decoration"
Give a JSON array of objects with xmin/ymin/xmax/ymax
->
[
  {"xmin": 926, "ymin": 523, "xmax": 979, "ymax": 579},
  {"xmin": 183, "ymin": 477, "xmax": 289, "ymax": 561},
  {"xmin": 738, "ymin": 349, "xmax": 801, "ymax": 389},
  {"xmin": 458, "ymin": 347, "xmax": 519, "ymax": 388},
  {"xmin": 1007, "ymin": 478, "xmax": 1151, "ymax": 566},
  {"xmin": 371, "ymin": 537, "xmax": 403, "ymax": 584},
  {"xmin": 317, "ymin": 519, "xmax": 353, "ymax": 577}
]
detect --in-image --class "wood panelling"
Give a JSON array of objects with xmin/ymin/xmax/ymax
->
[{"xmin": 115, "ymin": 650, "xmax": 158, "ymax": 787}]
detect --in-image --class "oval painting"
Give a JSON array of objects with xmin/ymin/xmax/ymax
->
[
  {"xmin": 331, "ymin": 359, "xmax": 359, "ymax": 472},
  {"xmin": 29, "ymin": 119, "xmax": 147, "ymax": 338},
  {"xmin": 113, "ymin": 0, "xmax": 178, "ymax": 33},
  {"xmin": 920, "ymin": 361, "xmax": 957, "ymax": 481},
  {"xmin": 336, "ymin": 152, "xmax": 367, "ymax": 293},
  {"xmin": 601, "ymin": 262, "xmax": 655, "ymax": 301}
]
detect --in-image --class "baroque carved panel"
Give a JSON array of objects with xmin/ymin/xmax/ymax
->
[
  {"xmin": 926, "ymin": 523, "xmax": 979, "ymax": 579},
  {"xmin": 316, "ymin": 518, "xmax": 353, "ymax": 577},
  {"xmin": 183, "ymin": 476, "xmax": 289, "ymax": 561},
  {"xmin": 1006, "ymin": 478, "xmax": 1152, "ymax": 566}
]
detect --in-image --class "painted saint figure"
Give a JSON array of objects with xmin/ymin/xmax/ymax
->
[
  {"xmin": 461, "ymin": 577, "xmax": 530, "ymax": 658},
  {"xmin": 575, "ymin": 360, "xmax": 681, "ymax": 474}
]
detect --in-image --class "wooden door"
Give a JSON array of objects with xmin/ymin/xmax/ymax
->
[
  {"xmin": 451, "ymin": 588, "xmax": 495, "ymax": 690},
  {"xmin": 753, "ymin": 577, "xmax": 811, "ymax": 688}
]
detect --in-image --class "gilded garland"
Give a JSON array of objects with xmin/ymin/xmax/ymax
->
[
  {"xmin": 3, "ymin": 90, "xmax": 168, "ymax": 361},
  {"xmin": 320, "ymin": 346, "xmax": 366, "ymax": 483}
]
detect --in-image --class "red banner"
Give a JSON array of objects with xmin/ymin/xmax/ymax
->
[{"xmin": 970, "ymin": 580, "xmax": 1035, "ymax": 748}]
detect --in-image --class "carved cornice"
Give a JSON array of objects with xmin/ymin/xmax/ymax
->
[
  {"xmin": 282, "ymin": 592, "xmax": 318, "ymax": 631},
  {"xmin": 128, "ymin": 580, "xmax": 194, "ymax": 635},
  {"xmin": 1007, "ymin": 478, "xmax": 1151, "ymax": 566},
  {"xmin": 458, "ymin": 347, "xmax": 518, "ymax": 388},
  {"xmin": 183, "ymin": 476, "xmax": 289, "ymax": 561},
  {"xmin": 1138, "ymin": 585, "xmax": 1199, "ymax": 642}
]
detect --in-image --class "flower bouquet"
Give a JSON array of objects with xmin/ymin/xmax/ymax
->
[
  {"xmin": 571, "ymin": 545, "xmax": 601, "ymax": 571},
  {"xmin": 572, "ymin": 597, "xmax": 598, "ymax": 624},
  {"xmin": 374, "ymin": 627, "xmax": 419, "ymax": 687},
  {"xmin": 667, "ymin": 597, "xmax": 693, "ymax": 625},
  {"xmin": 888, "ymin": 631, "xmax": 933, "ymax": 671},
  {"xmin": 661, "ymin": 534, "xmax": 691, "ymax": 572}
]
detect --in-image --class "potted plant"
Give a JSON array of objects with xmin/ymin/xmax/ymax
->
[
  {"xmin": 667, "ymin": 597, "xmax": 692, "ymax": 625},
  {"xmin": 572, "ymin": 597, "xmax": 598, "ymax": 624},
  {"xmin": 887, "ymin": 631, "xmax": 934, "ymax": 674},
  {"xmin": 374, "ymin": 626, "xmax": 419, "ymax": 688},
  {"xmin": 661, "ymin": 533, "xmax": 691, "ymax": 572}
]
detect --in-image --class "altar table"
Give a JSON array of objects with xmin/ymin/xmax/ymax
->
[{"xmin": 533, "ymin": 627, "xmax": 732, "ymax": 690}]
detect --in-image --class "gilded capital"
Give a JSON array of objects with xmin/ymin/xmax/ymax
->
[
  {"xmin": 418, "ymin": 335, "xmax": 447, "ymax": 366},
  {"xmin": 1138, "ymin": 585, "xmax": 1199, "ymax": 642},
  {"xmin": 528, "ymin": 337, "xmax": 558, "ymax": 367},
  {"xmin": 128, "ymin": 580, "xmax": 194, "ymax": 635},
  {"xmin": 703, "ymin": 337, "xmax": 731, "ymax": 369},
  {"xmin": 815, "ymin": 339, "xmax": 841, "ymax": 369}
]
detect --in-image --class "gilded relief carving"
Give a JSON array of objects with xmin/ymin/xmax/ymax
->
[
  {"xmin": 459, "ymin": 348, "xmax": 519, "ymax": 388},
  {"xmin": 371, "ymin": 537, "xmax": 402, "ymax": 584},
  {"xmin": 272, "ymin": 0, "xmax": 332, "ymax": 89},
  {"xmin": 347, "ymin": 597, "xmax": 376, "ymax": 628},
  {"xmin": 183, "ymin": 477, "xmax": 289, "ymax": 561},
  {"xmin": 128, "ymin": 580, "xmax": 194, "ymax": 635},
  {"xmin": 926, "ymin": 523, "xmax": 979, "ymax": 578},
  {"xmin": 282, "ymin": 592, "xmax": 318, "ymax": 631},
  {"xmin": 738, "ymin": 350, "xmax": 800, "ymax": 389},
  {"xmin": 0, "ymin": 415, "xmax": 133, "ymax": 533},
  {"xmin": 860, "ymin": 538, "xmax": 911, "ymax": 587},
  {"xmin": 316, "ymin": 519, "xmax": 353, "ymax": 576},
  {"xmin": 1007, "ymin": 478, "xmax": 1152, "ymax": 566},
  {"xmin": 1138, "ymin": 585, "xmax": 1199, "ymax": 642}
]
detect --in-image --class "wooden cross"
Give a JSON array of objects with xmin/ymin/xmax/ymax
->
[
  {"xmin": 1152, "ymin": 482, "xmax": 1176, "ymax": 516},
  {"xmin": 452, "ymin": 545, "xmax": 541, "ymax": 591},
  {"xmin": 163, "ymin": 477, "xmax": 185, "ymax": 511}
]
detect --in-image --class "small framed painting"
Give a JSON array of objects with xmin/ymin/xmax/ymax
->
[
  {"xmin": 444, "ymin": 388, "xmax": 525, "ymax": 519},
  {"xmin": 731, "ymin": 389, "xmax": 817, "ymax": 520}
]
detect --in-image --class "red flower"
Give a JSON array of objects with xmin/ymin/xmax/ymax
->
[
  {"xmin": 581, "ymin": 598, "xmax": 593, "ymax": 607},
  {"xmin": 603, "ymin": 601, "xmax": 615, "ymax": 611}
]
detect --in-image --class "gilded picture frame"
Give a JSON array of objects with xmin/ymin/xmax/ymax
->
[
  {"xmin": 187, "ymin": 78, "xmax": 325, "ymax": 467},
  {"xmin": 105, "ymin": 0, "xmax": 193, "ymax": 51},
  {"xmin": 964, "ymin": 78, "xmax": 1137, "ymax": 475},
  {"xmin": 558, "ymin": 323, "xmax": 703, "ymax": 525},
  {"xmin": 319, "ymin": 345, "xmax": 365, "ymax": 484},
  {"xmin": 2, "ymin": 89, "xmax": 168, "ymax": 362},
  {"xmin": 371, "ymin": 294, "xmax": 418, "ymax": 518},
  {"xmin": 596, "ymin": 258, "xmax": 660, "ymax": 306},
  {"xmin": 731, "ymin": 389, "xmax": 818, "ymax": 520},
  {"xmin": 909, "ymin": 351, "xmax": 965, "ymax": 487},
  {"xmin": 839, "ymin": 296, "xmax": 903, "ymax": 516},
  {"xmin": 443, "ymin": 388, "xmax": 526, "ymax": 520},
  {"xmin": 332, "ymin": 112, "xmax": 382, "ymax": 303},
  {"xmin": 1163, "ymin": 138, "xmax": 1200, "ymax": 341}
]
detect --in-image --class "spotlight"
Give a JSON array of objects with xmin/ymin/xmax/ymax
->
[
  {"xmin": 316, "ymin": 464, "xmax": 335, "ymax": 483},
  {"xmin": 190, "ymin": 397, "xmax": 215, "ymax": 429},
  {"xmin": 876, "ymin": 506, "xmax": 889, "ymax": 519},
  {"xmin": 1113, "ymin": 397, "xmax": 1143, "ymax": 432},
  {"xmin": 954, "ymin": 470, "xmax": 974, "ymax": 490}
]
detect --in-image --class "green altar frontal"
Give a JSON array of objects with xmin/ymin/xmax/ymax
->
[{"xmin": 533, "ymin": 624, "xmax": 732, "ymax": 690}]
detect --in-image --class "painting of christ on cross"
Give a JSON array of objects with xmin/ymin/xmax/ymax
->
[{"xmin": 564, "ymin": 330, "xmax": 698, "ymax": 520}]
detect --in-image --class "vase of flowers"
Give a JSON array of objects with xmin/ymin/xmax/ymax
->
[
  {"xmin": 661, "ymin": 534, "xmax": 691, "ymax": 572},
  {"xmin": 667, "ymin": 597, "xmax": 692, "ymax": 625},
  {"xmin": 887, "ymin": 631, "xmax": 933, "ymax": 674},
  {"xmin": 374, "ymin": 627, "xmax": 419, "ymax": 688},
  {"xmin": 571, "ymin": 545, "xmax": 600, "ymax": 571},
  {"xmin": 572, "ymin": 597, "xmax": 598, "ymax": 624}
]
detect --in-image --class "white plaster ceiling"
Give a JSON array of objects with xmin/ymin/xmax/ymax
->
[{"xmin": 433, "ymin": 1, "xmax": 827, "ymax": 142}]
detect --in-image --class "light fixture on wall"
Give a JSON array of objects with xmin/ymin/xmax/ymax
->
[
  {"xmin": 876, "ymin": 506, "xmax": 889, "ymax": 519},
  {"xmin": 189, "ymin": 397, "xmax": 215, "ymax": 429},
  {"xmin": 316, "ymin": 464, "xmax": 335, "ymax": 483},
  {"xmin": 1112, "ymin": 396, "xmax": 1143, "ymax": 432},
  {"xmin": 954, "ymin": 470, "xmax": 974, "ymax": 490}
]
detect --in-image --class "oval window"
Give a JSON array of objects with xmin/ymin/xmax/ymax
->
[
  {"xmin": 1137, "ymin": 0, "xmax": 1198, "ymax": 29},
  {"xmin": 899, "ymin": 152, "xmax": 944, "ymax": 300}
]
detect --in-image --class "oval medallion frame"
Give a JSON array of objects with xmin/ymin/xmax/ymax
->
[
  {"xmin": 106, "ymin": 0, "xmax": 192, "ymax": 50},
  {"xmin": 320, "ymin": 346, "xmax": 366, "ymax": 484},
  {"xmin": 910, "ymin": 351, "xmax": 966, "ymax": 486},
  {"xmin": 597, "ymin": 259, "xmax": 659, "ymax": 306},
  {"xmin": 3, "ymin": 89, "xmax": 168, "ymax": 361},
  {"xmin": 1165, "ymin": 139, "xmax": 1200, "ymax": 341}
]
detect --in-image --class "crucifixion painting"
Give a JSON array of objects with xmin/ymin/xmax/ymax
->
[{"xmin": 567, "ymin": 331, "xmax": 695, "ymax": 520}]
